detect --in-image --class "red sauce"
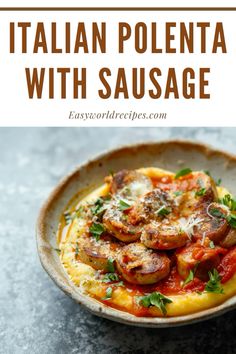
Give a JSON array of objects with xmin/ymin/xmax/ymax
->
[{"xmin": 217, "ymin": 246, "xmax": 236, "ymax": 283}]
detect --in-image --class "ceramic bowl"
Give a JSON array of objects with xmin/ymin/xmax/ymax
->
[{"xmin": 36, "ymin": 140, "xmax": 236, "ymax": 327}]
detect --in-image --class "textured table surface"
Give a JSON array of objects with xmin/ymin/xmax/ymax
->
[{"xmin": 1, "ymin": 127, "xmax": 236, "ymax": 354}]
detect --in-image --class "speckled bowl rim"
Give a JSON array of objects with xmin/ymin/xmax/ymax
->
[{"xmin": 36, "ymin": 140, "xmax": 236, "ymax": 327}]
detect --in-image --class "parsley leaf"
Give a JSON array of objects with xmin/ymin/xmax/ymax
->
[
  {"xmin": 54, "ymin": 248, "xmax": 61, "ymax": 254},
  {"xmin": 107, "ymin": 258, "xmax": 115, "ymax": 272},
  {"xmin": 183, "ymin": 270, "xmax": 194, "ymax": 286},
  {"xmin": 157, "ymin": 206, "xmax": 171, "ymax": 217},
  {"xmin": 102, "ymin": 287, "xmax": 113, "ymax": 300},
  {"xmin": 138, "ymin": 292, "xmax": 172, "ymax": 316},
  {"xmin": 227, "ymin": 214, "xmax": 236, "ymax": 228},
  {"xmin": 209, "ymin": 241, "xmax": 215, "ymax": 249},
  {"xmin": 182, "ymin": 261, "xmax": 200, "ymax": 286},
  {"xmin": 205, "ymin": 269, "xmax": 224, "ymax": 294},
  {"xmin": 195, "ymin": 188, "xmax": 206, "ymax": 197},
  {"xmin": 91, "ymin": 198, "xmax": 105, "ymax": 216},
  {"xmin": 118, "ymin": 199, "xmax": 131, "ymax": 211},
  {"xmin": 174, "ymin": 168, "xmax": 192, "ymax": 179},
  {"xmin": 102, "ymin": 273, "xmax": 119, "ymax": 283},
  {"xmin": 216, "ymin": 178, "xmax": 222, "ymax": 186},
  {"xmin": 209, "ymin": 208, "xmax": 225, "ymax": 219},
  {"xmin": 89, "ymin": 222, "xmax": 105, "ymax": 241},
  {"xmin": 219, "ymin": 194, "xmax": 236, "ymax": 211},
  {"xmin": 174, "ymin": 191, "xmax": 183, "ymax": 197}
]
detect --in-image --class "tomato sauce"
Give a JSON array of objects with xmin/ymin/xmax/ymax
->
[{"xmin": 217, "ymin": 246, "xmax": 236, "ymax": 283}]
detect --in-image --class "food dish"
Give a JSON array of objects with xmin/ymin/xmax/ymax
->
[
  {"xmin": 36, "ymin": 141, "xmax": 236, "ymax": 327},
  {"xmin": 58, "ymin": 167, "xmax": 236, "ymax": 317}
]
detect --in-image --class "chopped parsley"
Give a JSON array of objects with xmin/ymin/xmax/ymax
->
[
  {"xmin": 209, "ymin": 241, "xmax": 215, "ymax": 249},
  {"xmin": 118, "ymin": 199, "xmax": 132, "ymax": 211},
  {"xmin": 182, "ymin": 262, "xmax": 200, "ymax": 286},
  {"xmin": 183, "ymin": 270, "xmax": 194, "ymax": 286},
  {"xmin": 89, "ymin": 222, "xmax": 105, "ymax": 241},
  {"xmin": 91, "ymin": 198, "xmax": 105, "ymax": 216},
  {"xmin": 174, "ymin": 168, "xmax": 192, "ymax": 179},
  {"xmin": 219, "ymin": 194, "xmax": 236, "ymax": 211},
  {"xmin": 216, "ymin": 178, "xmax": 222, "ymax": 186},
  {"xmin": 205, "ymin": 269, "xmax": 224, "ymax": 294},
  {"xmin": 137, "ymin": 291, "xmax": 172, "ymax": 316},
  {"xmin": 107, "ymin": 258, "xmax": 115, "ymax": 272},
  {"xmin": 174, "ymin": 191, "xmax": 183, "ymax": 197},
  {"xmin": 156, "ymin": 206, "xmax": 171, "ymax": 217},
  {"xmin": 102, "ymin": 273, "xmax": 119, "ymax": 283},
  {"xmin": 113, "ymin": 281, "xmax": 124, "ymax": 287},
  {"xmin": 228, "ymin": 214, "xmax": 236, "ymax": 228},
  {"xmin": 102, "ymin": 287, "xmax": 113, "ymax": 300},
  {"xmin": 209, "ymin": 208, "xmax": 225, "ymax": 219},
  {"xmin": 195, "ymin": 188, "xmax": 206, "ymax": 197},
  {"xmin": 54, "ymin": 248, "xmax": 61, "ymax": 254}
]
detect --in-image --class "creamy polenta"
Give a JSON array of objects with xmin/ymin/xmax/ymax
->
[{"xmin": 57, "ymin": 168, "xmax": 236, "ymax": 317}]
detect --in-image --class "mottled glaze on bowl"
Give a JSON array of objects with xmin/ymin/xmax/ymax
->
[{"xmin": 36, "ymin": 140, "xmax": 236, "ymax": 327}]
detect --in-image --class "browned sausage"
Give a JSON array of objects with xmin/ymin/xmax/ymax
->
[
  {"xmin": 193, "ymin": 203, "xmax": 229, "ymax": 243},
  {"xmin": 116, "ymin": 242, "xmax": 170, "ymax": 284},
  {"xmin": 141, "ymin": 220, "xmax": 189, "ymax": 250}
]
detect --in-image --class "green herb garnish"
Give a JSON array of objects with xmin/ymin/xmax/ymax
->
[
  {"xmin": 138, "ymin": 292, "xmax": 172, "ymax": 316},
  {"xmin": 113, "ymin": 281, "xmax": 124, "ymax": 287},
  {"xmin": 209, "ymin": 241, "xmax": 215, "ymax": 249},
  {"xmin": 89, "ymin": 222, "xmax": 105, "ymax": 241},
  {"xmin": 216, "ymin": 178, "xmax": 222, "ymax": 186},
  {"xmin": 107, "ymin": 258, "xmax": 115, "ymax": 273},
  {"xmin": 205, "ymin": 269, "xmax": 224, "ymax": 294},
  {"xmin": 118, "ymin": 199, "xmax": 131, "ymax": 211},
  {"xmin": 195, "ymin": 188, "xmax": 206, "ymax": 197},
  {"xmin": 174, "ymin": 191, "xmax": 183, "ymax": 197},
  {"xmin": 157, "ymin": 206, "xmax": 171, "ymax": 217},
  {"xmin": 102, "ymin": 273, "xmax": 119, "ymax": 283},
  {"xmin": 209, "ymin": 208, "xmax": 225, "ymax": 219},
  {"xmin": 102, "ymin": 287, "xmax": 113, "ymax": 300},
  {"xmin": 174, "ymin": 168, "xmax": 192, "ymax": 179},
  {"xmin": 182, "ymin": 262, "xmax": 200, "ymax": 286},
  {"xmin": 54, "ymin": 248, "xmax": 61, "ymax": 254},
  {"xmin": 227, "ymin": 214, "xmax": 236, "ymax": 228},
  {"xmin": 219, "ymin": 194, "xmax": 236, "ymax": 211},
  {"xmin": 91, "ymin": 197, "xmax": 105, "ymax": 216},
  {"xmin": 183, "ymin": 270, "xmax": 194, "ymax": 286}
]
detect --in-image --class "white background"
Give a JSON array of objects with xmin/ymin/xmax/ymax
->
[{"xmin": 0, "ymin": 2, "xmax": 236, "ymax": 126}]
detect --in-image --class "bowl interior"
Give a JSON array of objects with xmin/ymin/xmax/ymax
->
[{"xmin": 37, "ymin": 140, "xmax": 236, "ymax": 327}]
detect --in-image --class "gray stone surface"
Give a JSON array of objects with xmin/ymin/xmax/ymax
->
[{"xmin": 0, "ymin": 127, "xmax": 236, "ymax": 354}]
